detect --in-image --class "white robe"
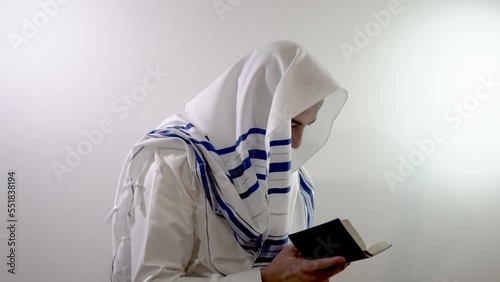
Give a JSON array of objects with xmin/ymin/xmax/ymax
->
[{"xmin": 121, "ymin": 148, "xmax": 308, "ymax": 281}]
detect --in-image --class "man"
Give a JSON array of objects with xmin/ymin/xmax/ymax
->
[{"xmin": 107, "ymin": 40, "xmax": 349, "ymax": 281}]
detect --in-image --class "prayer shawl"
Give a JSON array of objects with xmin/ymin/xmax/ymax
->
[{"xmin": 107, "ymin": 40, "xmax": 348, "ymax": 280}]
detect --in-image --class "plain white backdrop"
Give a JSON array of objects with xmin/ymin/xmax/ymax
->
[{"xmin": 1, "ymin": 0, "xmax": 499, "ymax": 281}]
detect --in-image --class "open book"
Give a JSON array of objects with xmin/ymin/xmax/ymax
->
[{"xmin": 288, "ymin": 218, "xmax": 392, "ymax": 262}]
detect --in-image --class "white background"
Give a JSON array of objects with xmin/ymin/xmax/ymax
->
[{"xmin": 1, "ymin": 0, "xmax": 499, "ymax": 281}]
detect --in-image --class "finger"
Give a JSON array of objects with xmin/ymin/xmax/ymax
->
[
  {"xmin": 302, "ymin": 256, "xmax": 346, "ymax": 272},
  {"xmin": 281, "ymin": 244, "xmax": 299, "ymax": 256},
  {"xmin": 308, "ymin": 264, "xmax": 347, "ymax": 281}
]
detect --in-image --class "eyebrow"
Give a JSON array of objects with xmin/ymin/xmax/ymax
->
[{"xmin": 292, "ymin": 118, "xmax": 316, "ymax": 126}]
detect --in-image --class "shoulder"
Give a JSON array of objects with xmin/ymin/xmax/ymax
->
[
  {"xmin": 151, "ymin": 147, "xmax": 196, "ymax": 179},
  {"xmin": 151, "ymin": 148, "xmax": 200, "ymax": 197}
]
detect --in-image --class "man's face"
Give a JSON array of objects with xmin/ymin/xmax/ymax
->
[{"xmin": 291, "ymin": 100, "xmax": 324, "ymax": 149}]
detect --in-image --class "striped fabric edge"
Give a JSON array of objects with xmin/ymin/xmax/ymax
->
[
  {"xmin": 146, "ymin": 123, "xmax": 304, "ymax": 261},
  {"xmin": 147, "ymin": 127, "xmax": 264, "ymax": 252},
  {"xmin": 298, "ymin": 168, "xmax": 314, "ymax": 228}
]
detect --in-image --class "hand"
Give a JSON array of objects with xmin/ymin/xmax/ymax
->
[{"xmin": 260, "ymin": 244, "xmax": 349, "ymax": 282}]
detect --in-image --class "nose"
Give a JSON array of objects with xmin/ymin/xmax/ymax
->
[{"xmin": 292, "ymin": 126, "xmax": 304, "ymax": 149}]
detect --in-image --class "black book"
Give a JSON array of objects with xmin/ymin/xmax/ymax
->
[{"xmin": 289, "ymin": 218, "xmax": 392, "ymax": 262}]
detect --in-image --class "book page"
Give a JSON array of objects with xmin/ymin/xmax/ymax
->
[
  {"xmin": 341, "ymin": 219, "xmax": 367, "ymax": 251},
  {"xmin": 367, "ymin": 241, "xmax": 393, "ymax": 256}
]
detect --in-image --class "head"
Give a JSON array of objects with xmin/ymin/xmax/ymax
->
[{"xmin": 291, "ymin": 99, "xmax": 324, "ymax": 149}]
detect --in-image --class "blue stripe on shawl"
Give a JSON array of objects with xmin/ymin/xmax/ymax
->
[
  {"xmin": 239, "ymin": 180, "xmax": 260, "ymax": 200},
  {"xmin": 298, "ymin": 168, "xmax": 314, "ymax": 228},
  {"xmin": 299, "ymin": 170, "xmax": 315, "ymax": 210},
  {"xmin": 270, "ymin": 139, "xmax": 291, "ymax": 146},
  {"xmin": 269, "ymin": 161, "xmax": 291, "ymax": 173},
  {"xmin": 217, "ymin": 128, "xmax": 266, "ymax": 155},
  {"xmin": 228, "ymin": 156, "xmax": 252, "ymax": 179},
  {"xmin": 212, "ymin": 188, "xmax": 261, "ymax": 240},
  {"xmin": 263, "ymin": 237, "xmax": 289, "ymax": 245},
  {"xmin": 248, "ymin": 149, "xmax": 267, "ymax": 160},
  {"xmin": 268, "ymin": 186, "xmax": 291, "ymax": 194},
  {"xmin": 228, "ymin": 152, "xmax": 267, "ymax": 178},
  {"xmin": 170, "ymin": 123, "xmax": 195, "ymax": 131}
]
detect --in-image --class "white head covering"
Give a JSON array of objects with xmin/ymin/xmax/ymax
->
[
  {"xmin": 174, "ymin": 40, "xmax": 348, "ymax": 173},
  {"xmin": 107, "ymin": 40, "xmax": 348, "ymax": 278}
]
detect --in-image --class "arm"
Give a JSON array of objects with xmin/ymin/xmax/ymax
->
[{"xmin": 129, "ymin": 149, "xmax": 262, "ymax": 282}]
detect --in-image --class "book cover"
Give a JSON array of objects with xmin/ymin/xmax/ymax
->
[{"xmin": 288, "ymin": 218, "xmax": 391, "ymax": 262}]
